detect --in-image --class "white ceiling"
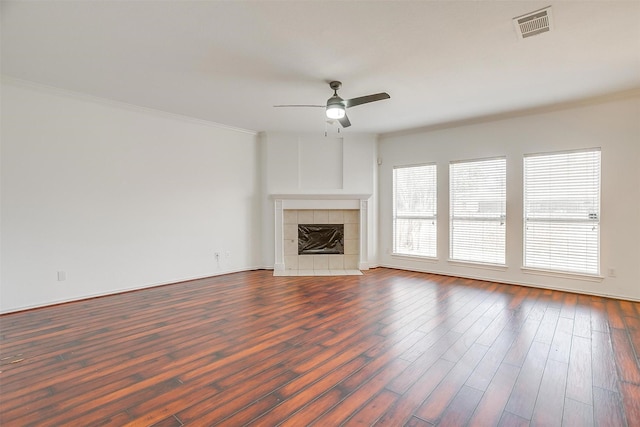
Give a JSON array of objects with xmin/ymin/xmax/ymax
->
[{"xmin": 2, "ymin": 1, "xmax": 639, "ymax": 135}]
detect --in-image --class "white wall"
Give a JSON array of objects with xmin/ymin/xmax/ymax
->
[
  {"xmin": 1, "ymin": 79, "xmax": 261, "ymax": 313},
  {"xmin": 259, "ymin": 132, "xmax": 378, "ymax": 268},
  {"xmin": 378, "ymin": 95, "xmax": 640, "ymax": 301},
  {"xmin": 4, "ymin": 78, "xmax": 635, "ymax": 313}
]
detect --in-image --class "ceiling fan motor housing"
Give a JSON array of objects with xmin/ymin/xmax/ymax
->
[{"xmin": 326, "ymin": 82, "xmax": 346, "ymax": 119}]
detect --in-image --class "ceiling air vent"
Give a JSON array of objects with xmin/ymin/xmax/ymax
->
[{"xmin": 513, "ymin": 6, "xmax": 553, "ymax": 39}]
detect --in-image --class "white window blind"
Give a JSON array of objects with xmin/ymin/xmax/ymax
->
[
  {"xmin": 523, "ymin": 149, "xmax": 601, "ymax": 275},
  {"xmin": 450, "ymin": 157, "xmax": 506, "ymax": 265},
  {"xmin": 393, "ymin": 164, "xmax": 437, "ymax": 257}
]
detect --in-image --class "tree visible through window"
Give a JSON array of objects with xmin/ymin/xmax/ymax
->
[
  {"xmin": 524, "ymin": 149, "xmax": 601, "ymax": 275},
  {"xmin": 393, "ymin": 164, "xmax": 437, "ymax": 257}
]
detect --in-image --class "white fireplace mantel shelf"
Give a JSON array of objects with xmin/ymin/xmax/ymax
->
[
  {"xmin": 270, "ymin": 193, "xmax": 372, "ymax": 200},
  {"xmin": 272, "ymin": 193, "xmax": 371, "ymax": 272}
]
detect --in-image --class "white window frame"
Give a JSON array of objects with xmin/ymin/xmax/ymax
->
[
  {"xmin": 392, "ymin": 163, "xmax": 437, "ymax": 258},
  {"xmin": 523, "ymin": 148, "xmax": 601, "ymax": 276},
  {"xmin": 449, "ymin": 157, "xmax": 507, "ymax": 266}
]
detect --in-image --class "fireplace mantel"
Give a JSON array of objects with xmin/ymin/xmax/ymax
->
[
  {"xmin": 271, "ymin": 194, "xmax": 371, "ymax": 271},
  {"xmin": 270, "ymin": 193, "xmax": 372, "ymax": 200}
]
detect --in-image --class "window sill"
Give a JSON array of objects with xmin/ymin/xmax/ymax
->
[
  {"xmin": 391, "ymin": 253, "xmax": 438, "ymax": 263},
  {"xmin": 447, "ymin": 259, "xmax": 508, "ymax": 272},
  {"xmin": 521, "ymin": 267, "xmax": 604, "ymax": 282}
]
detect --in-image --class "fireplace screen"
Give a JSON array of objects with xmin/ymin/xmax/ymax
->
[{"xmin": 298, "ymin": 224, "xmax": 344, "ymax": 255}]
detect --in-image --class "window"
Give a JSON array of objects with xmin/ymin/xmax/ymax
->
[
  {"xmin": 393, "ymin": 164, "xmax": 437, "ymax": 257},
  {"xmin": 450, "ymin": 157, "xmax": 506, "ymax": 265},
  {"xmin": 523, "ymin": 149, "xmax": 601, "ymax": 275}
]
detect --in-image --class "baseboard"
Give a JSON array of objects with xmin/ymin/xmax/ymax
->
[
  {"xmin": 7, "ymin": 263, "xmax": 633, "ymax": 315},
  {"xmin": 0, "ymin": 266, "xmax": 264, "ymax": 315},
  {"xmin": 378, "ymin": 262, "xmax": 640, "ymax": 302}
]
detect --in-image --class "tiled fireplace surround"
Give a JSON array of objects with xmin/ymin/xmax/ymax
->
[
  {"xmin": 272, "ymin": 194, "xmax": 371, "ymax": 274},
  {"xmin": 284, "ymin": 209, "xmax": 359, "ymax": 270}
]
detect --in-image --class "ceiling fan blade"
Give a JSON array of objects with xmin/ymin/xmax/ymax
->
[
  {"xmin": 338, "ymin": 114, "xmax": 351, "ymax": 128},
  {"xmin": 273, "ymin": 104, "xmax": 324, "ymax": 108},
  {"xmin": 345, "ymin": 93, "xmax": 390, "ymax": 108}
]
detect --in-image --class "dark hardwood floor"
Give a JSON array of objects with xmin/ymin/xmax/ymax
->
[{"xmin": 1, "ymin": 268, "xmax": 639, "ymax": 426}]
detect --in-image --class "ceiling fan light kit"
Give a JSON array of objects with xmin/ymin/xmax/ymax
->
[
  {"xmin": 326, "ymin": 103, "xmax": 346, "ymax": 119},
  {"xmin": 275, "ymin": 80, "xmax": 390, "ymax": 128}
]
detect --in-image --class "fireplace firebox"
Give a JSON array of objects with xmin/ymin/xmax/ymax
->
[{"xmin": 298, "ymin": 224, "xmax": 344, "ymax": 255}]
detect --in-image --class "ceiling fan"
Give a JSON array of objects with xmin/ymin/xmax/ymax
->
[{"xmin": 274, "ymin": 81, "xmax": 390, "ymax": 128}]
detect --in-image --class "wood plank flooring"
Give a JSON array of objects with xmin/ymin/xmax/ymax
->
[{"xmin": 1, "ymin": 268, "xmax": 639, "ymax": 426}]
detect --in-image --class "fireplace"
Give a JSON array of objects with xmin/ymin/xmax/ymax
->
[
  {"xmin": 282, "ymin": 209, "xmax": 357, "ymax": 270},
  {"xmin": 271, "ymin": 194, "xmax": 371, "ymax": 272}
]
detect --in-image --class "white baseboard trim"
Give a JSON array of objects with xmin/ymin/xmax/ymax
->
[
  {"xmin": 0, "ymin": 266, "xmax": 265, "ymax": 314},
  {"xmin": 378, "ymin": 262, "xmax": 640, "ymax": 302},
  {"xmin": 6, "ymin": 263, "xmax": 633, "ymax": 314}
]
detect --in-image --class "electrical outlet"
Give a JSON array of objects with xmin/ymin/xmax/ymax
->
[
  {"xmin": 607, "ymin": 268, "xmax": 616, "ymax": 278},
  {"xmin": 57, "ymin": 271, "xmax": 66, "ymax": 281}
]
